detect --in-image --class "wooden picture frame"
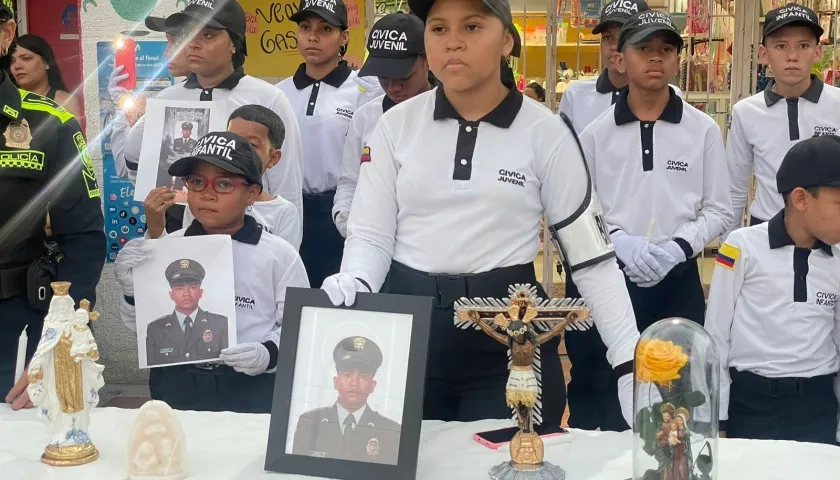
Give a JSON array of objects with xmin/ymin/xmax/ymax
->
[{"xmin": 265, "ymin": 288, "xmax": 433, "ymax": 480}]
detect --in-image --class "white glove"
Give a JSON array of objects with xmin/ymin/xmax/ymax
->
[
  {"xmin": 618, "ymin": 372, "xmax": 635, "ymax": 429},
  {"xmin": 114, "ymin": 238, "xmax": 152, "ymax": 297},
  {"xmin": 108, "ymin": 65, "xmax": 131, "ymax": 104},
  {"xmin": 219, "ymin": 343, "xmax": 270, "ymax": 376},
  {"xmin": 322, "ymin": 273, "xmax": 369, "ymax": 306},
  {"xmin": 334, "ymin": 210, "xmax": 349, "ymax": 238},
  {"xmin": 624, "ymin": 241, "xmax": 680, "ymax": 287},
  {"xmin": 612, "ymin": 232, "xmax": 673, "ymax": 283}
]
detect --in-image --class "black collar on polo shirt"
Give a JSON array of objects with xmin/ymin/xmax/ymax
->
[
  {"xmin": 433, "ymin": 78, "xmax": 523, "ymax": 128},
  {"xmin": 768, "ymin": 209, "xmax": 832, "ymax": 256},
  {"xmin": 292, "ymin": 61, "xmax": 352, "ymax": 89},
  {"xmin": 764, "ymin": 75, "xmax": 823, "ymax": 107},
  {"xmin": 184, "ymin": 67, "xmax": 246, "ymax": 90},
  {"xmin": 595, "ymin": 69, "xmax": 624, "ymax": 94},
  {"xmin": 0, "ymin": 70, "xmax": 22, "ymax": 124},
  {"xmin": 614, "ymin": 86, "xmax": 683, "ymax": 126},
  {"xmin": 184, "ymin": 215, "xmax": 262, "ymax": 245},
  {"xmin": 382, "ymin": 94, "xmax": 397, "ymax": 113}
]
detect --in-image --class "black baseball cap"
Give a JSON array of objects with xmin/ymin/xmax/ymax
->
[
  {"xmin": 166, "ymin": 0, "xmax": 248, "ymax": 55},
  {"xmin": 169, "ymin": 131, "xmax": 263, "ymax": 189},
  {"xmin": 763, "ymin": 3, "xmax": 823, "ymax": 41},
  {"xmin": 165, "ymin": 258, "xmax": 206, "ymax": 287},
  {"xmin": 408, "ymin": 0, "xmax": 522, "ymax": 57},
  {"xmin": 145, "ymin": 16, "xmax": 181, "ymax": 35},
  {"xmin": 776, "ymin": 135, "xmax": 840, "ymax": 194},
  {"xmin": 593, "ymin": 0, "xmax": 649, "ymax": 35},
  {"xmin": 333, "ymin": 336, "xmax": 383, "ymax": 374},
  {"xmin": 618, "ymin": 10, "xmax": 684, "ymax": 50},
  {"xmin": 358, "ymin": 13, "xmax": 424, "ymax": 79},
  {"xmin": 1, "ymin": 0, "xmax": 14, "ymax": 17},
  {"xmin": 290, "ymin": 0, "xmax": 349, "ymax": 30}
]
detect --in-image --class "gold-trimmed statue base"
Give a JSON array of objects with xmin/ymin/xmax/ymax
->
[
  {"xmin": 41, "ymin": 442, "xmax": 100, "ymax": 467},
  {"xmin": 489, "ymin": 461, "xmax": 566, "ymax": 480}
]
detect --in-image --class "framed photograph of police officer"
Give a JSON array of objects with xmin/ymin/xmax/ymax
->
[
  {"xmin": 265, "ymin": 288, "xmax": 432, "ymax": 480},
  {"xmin": 132, "ymin": 235, "xmax": 238, "ymax": 368},
  {"xmin": 135, "ymin": 98, "xmax": 227, "ymax": 203}
]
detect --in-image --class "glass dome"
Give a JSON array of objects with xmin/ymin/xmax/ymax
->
[{"xmin": 632, "ymin": 317, "xmax": 719, "ymax": 480}]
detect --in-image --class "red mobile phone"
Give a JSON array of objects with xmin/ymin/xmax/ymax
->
[
  {"xmin": 473, "ymin": 424, "xmax": 565, "ymax": 450},
  {"xmin": 114, "ymin": 36, "xmax": 137, "ymax": 90}
]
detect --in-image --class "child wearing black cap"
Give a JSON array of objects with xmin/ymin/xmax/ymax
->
[
  {"xmin": 725, "ymin": 3, "xmax": 840, "ymax": 235},
  {"xmin": 332, "ymin": 12, "xmax": 433, "ymax": 237},
  {"xmin": 706, "ymin": 135, "xmax": 840, "ymax": 445},
  {"xmin": 322, "ymin": 0, "xmax": 641, "ymax": 430},
  {"xmin": 115, "ymin": 131, "xmax": 309, "ymax": 413}
]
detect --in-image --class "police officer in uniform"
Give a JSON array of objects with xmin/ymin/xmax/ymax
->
[
  {"xmin": 146, "ymin": 258, "xmax": 229, "ymax": 366},
  {"xmin": 292, "ymin": 336, "xmax": 400, "ymax": 464},
  {"xmin": 172, "ymin": 121, "xmax": 198, "ymax": 154},
  {"xmin": 2, "ymin": 2, "xmax": 106, "ymax": 409}
]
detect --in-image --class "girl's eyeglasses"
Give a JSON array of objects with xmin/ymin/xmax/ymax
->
[{"xmin": 182, "ymin": 174, "xmax": 250, "ymax": 194}]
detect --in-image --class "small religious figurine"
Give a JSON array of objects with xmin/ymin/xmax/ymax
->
[
  {"xmin": 127, "ymin": 400, "xmax": 188, "ymax": 480},
  {"xmin": 455, "ymin": 284, "xmax": 592, "ymax": 480},
  {"xmin": 27, "ymin": 282, "xmax": 105, "ymax": 467}
]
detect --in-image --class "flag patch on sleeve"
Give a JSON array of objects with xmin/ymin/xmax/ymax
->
[
  {"xmin": 716, "ymin": 243, "xmax": 740, "ymax": 270},
  {"xmin": 360, "ymin": 146, "xmax": 371, "ymax": 164}
]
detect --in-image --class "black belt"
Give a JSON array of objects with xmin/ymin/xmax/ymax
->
[
  {"xmin": 0, "ymin": 265, "xmax": 28, "ymax": 300},
  {"xmin": 386, "ymin": 261, "xmax": 538, "ymax": 308},
  {"xmin": 303, "ymin": 189, "xmax": 336, "ymax": 214},
  {"xmin": 730, "ymin": 368, "xmax": 836, "ymax": 398}
]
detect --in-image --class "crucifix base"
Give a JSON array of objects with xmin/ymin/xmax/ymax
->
[{"xmin": 488, "ymin": 461, "xmax": 565, "ymax": 480}]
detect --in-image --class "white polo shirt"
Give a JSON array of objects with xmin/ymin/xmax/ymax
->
[
  {"xmin": 579, "ymin": 88, "xmax": 733, "ymax": 256},
  {"xmin": 121, "ymin": 69, "xmax": 305, "ymax": 221},
  {"xmin": 333, "ymin": 94, "xmax": 397, "ymax": 222},
  {"xmin": 120, "ymin": 216, "xmax": 310, "ymax": 348},
  {"xmin": 727, "ymin": 77, "xmax": 840, "ymax": 228},
  {"xmin": 182, "ymin": 196, "xmax": 302, "ymax": 250},
  {"xmin": 705, "ymin": 211, "xmax": 840, "ymax": 420},
  {"xmin": 559, "ymin": 71, "xmax": 683, "ymax": 133},
  {"xmin": 341, "ymin": 85, "xmax": 640, "ymax": 369},
  {"xmin": 277, "ymin": 62, "xmax": 371, "ymax": 194}
]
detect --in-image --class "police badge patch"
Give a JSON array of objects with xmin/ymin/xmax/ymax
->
[
  {"xmin": 3, "ymin": 119, "xmax": 32, "ymax": 149},
  {"xmin": 202, "ymin": 329, "xmax": 213, "ymax": 342},
  {"xmin": 366, "ymin": 437, "xmax": 379, "ymax": 456}
]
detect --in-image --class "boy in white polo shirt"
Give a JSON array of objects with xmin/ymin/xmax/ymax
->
[
  {"xmin": 726, "ymin": 3, "xmax": 840, "ymax": 233},
  {"xmin": 706, "ymin": 135, "xmax": 840, "ymax": 444}
]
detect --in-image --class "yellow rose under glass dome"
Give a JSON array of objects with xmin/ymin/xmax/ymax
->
[{"xmin": 633, "ymin": 318, "xmax": 719, "ymax": 480}]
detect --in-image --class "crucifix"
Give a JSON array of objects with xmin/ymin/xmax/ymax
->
[
  {"xmin": 79, "ymin": 299, "xmax": 99, "ymax": 322},
  {"xmin": 454, "ymin": 284, "xmax": 592, "ymax": 480}
]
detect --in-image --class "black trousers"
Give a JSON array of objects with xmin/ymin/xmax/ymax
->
[
  {"xmin": 728, "ymin": 368, "xmax": 838, "ymax": 445},
  {"xmin": 383, "ymin": 261, "xmax": 567, "ymax": 425},
  {"xmin": 0, "ymin": 296, "xmax": 45, "ymax": 393},
  {"xmin": 148, "ymin": 364, "xmax": 275, "ymax": 413},
  {"xmin": 300, "ymin": 190, "xmax": 344, "ymax": 288},
  {"xmin": 565, "ymin": 259, "xmax": 706, "ymax": 431}
]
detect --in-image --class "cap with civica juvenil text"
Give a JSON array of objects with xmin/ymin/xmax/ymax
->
[
  {"xmin": 408, "ymin": 0, "xmax": 522, "ymax": 57},
  {"xmin": 776, "ymin": 135, "xmax": 840, "ymax": 194},
  {"xmin": 618, "ymin": 10, "xmax": 684, "ymax": 50},
  {"xmin": 165, "ymin": 258, "xmax": 206, "ymax": 287},
  {"xmin": 358, "ymin": 13, "xmax": 425, "ymax": 79},
  {"xmin": 290, "ymin": 0, "xmax": 349, "ymax": 30},
  {"xmin": 168, "ymin": 131, "xmax": 264, "ymax": 188},
  {"xmin": 592, "ymin": 0, "xmax": 650, "ymax": 35},
  {"xmin": 333, "ymin": 336, "xmax": 382, "ymax": 374},
  {"xmin": 763, "ymin": 3, "xmax": 823, "ymax": 41},
  {"xmin": 166, "ymin": 0, "xmax": 248, "ymax": 55}
]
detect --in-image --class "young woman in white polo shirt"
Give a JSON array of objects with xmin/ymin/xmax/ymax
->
[
  {"xmin": 277, "ymin": 0, "xmax": 382, "ymax": 288},
  {"xmin": 321, "ymin": 0, "xmax": 641, "ymax": 426},
  {"xmin": 120, "ymin": 0, "xmax": 304, "ymax": 232}
]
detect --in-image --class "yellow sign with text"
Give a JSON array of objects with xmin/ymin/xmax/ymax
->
[{"xmin": 241, "ymin": 0, "xmax": 367, "ymax": 78}]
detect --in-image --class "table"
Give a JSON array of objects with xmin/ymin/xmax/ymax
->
[{"xmin": 1, "ymin": 405, "xmax": 838, "ymax": 479}]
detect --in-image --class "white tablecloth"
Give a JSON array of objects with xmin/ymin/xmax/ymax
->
[{"xmin": 1, "ymin": 405, "xmax": 838, "ymax": 479}]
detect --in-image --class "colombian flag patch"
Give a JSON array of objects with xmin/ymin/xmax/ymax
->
[
  {"xmin": 715, "ymin": 243, "xmax": 740, "ymax": 270},
  {"xmin": 360, "ymin": 146, "xmax": 371, "ymax": 164}
]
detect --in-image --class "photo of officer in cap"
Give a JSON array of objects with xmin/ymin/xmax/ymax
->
[
  {"xmin": 172, "ymin": 121, "xmax": 197, "ymax": 154},
  {"xmin": 145, "ymin": 258, "xmax": 229, "ymax": 367},
  {"xmin": 291, "ymin": 336, "xmax": 401, "ymax": 465}
]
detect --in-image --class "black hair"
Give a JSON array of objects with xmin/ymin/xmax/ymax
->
[
  {"xmin": 783, "ymin": 186, "xmax": 822, "ymax": 208},
  {"xmin": 14, "ymin": 34, "xmax": 69, "ymax": 91},
  {"xmin": 0, "ymin": 9, "xmax": 15, "ymax": 72},
  {"xmin": 525, "ymin": 82, "xmax": 545, "ymax": 102},
  {"xmin": 228, "ymin": 104, "xmax": 286, "ymax": 150}
]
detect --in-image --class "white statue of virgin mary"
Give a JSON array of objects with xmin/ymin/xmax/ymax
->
[{"xmin": 27, "ymin": 282, "xmax": 105, "ymax": 466}]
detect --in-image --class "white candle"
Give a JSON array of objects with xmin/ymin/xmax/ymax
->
[{"xmin": 13, "ymin": 328, "xmax": 27, "ymax": 384}]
